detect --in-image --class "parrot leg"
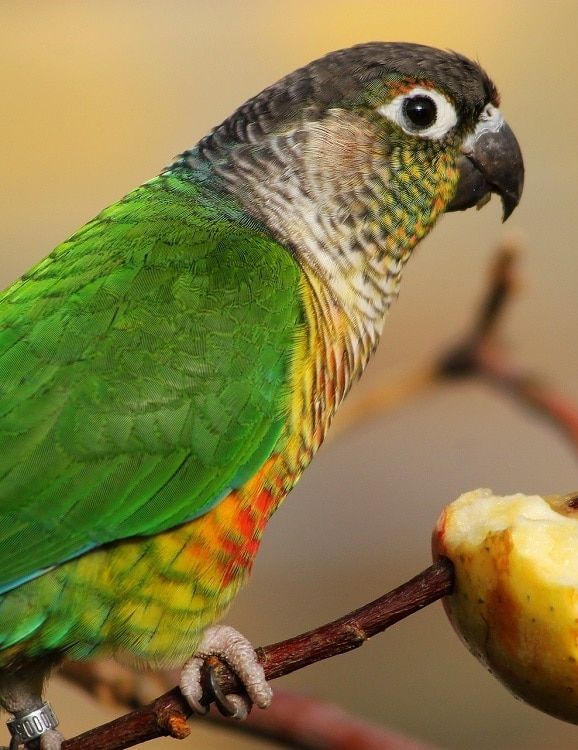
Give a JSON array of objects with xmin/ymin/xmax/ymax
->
[
  {"xmin": 0, "ymin": 667, "xmax": 62, "ymax": 750},
  {"xmin": 180, "ymin": 625, "xmax": 272, "ymax": 720}
]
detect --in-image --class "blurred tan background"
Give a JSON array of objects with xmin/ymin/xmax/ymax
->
[{"xmin": 1, "ymin": 1, "xmax": 577, "ymax": 748}]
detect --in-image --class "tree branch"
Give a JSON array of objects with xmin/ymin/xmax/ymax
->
[{"xmin": 60, "ymin": 560, "xmax": 453, "ymax": 750}]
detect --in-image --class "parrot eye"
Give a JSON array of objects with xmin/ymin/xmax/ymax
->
[
  {"xmin": 378, "ymin": 86, "xmax": 458, "ymax": 140},
  {"xmin": 403, "ymin": 96, "xmax": 437, "ymax": 128}
]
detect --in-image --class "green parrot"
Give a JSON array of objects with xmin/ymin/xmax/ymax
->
[{"xmin": 0, "ymin": 42, "xmax": 523, "ymax": 747}]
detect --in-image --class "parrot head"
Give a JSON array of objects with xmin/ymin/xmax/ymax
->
[{"xmin": 184, "ymin": 42, "xmax": 523, "ymax": 347}]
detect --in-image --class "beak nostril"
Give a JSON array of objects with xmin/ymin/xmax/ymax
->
[{"xmin": 481, "ymin": 103, "xmax": 498, "ymax": 121}]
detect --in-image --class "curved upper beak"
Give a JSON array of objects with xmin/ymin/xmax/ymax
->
[{"xmin": 446, "ymin": 107, "xmax": 524, "ymax": 222}]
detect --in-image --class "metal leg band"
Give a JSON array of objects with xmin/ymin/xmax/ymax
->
[{"xmin": 7, "ymin": 702, "xmax": 59, "ymax": 745}]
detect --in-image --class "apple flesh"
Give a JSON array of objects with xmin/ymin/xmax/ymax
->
[{"xmin": 433, "ymin": 488, "xmax": 578, "ymax": 723}]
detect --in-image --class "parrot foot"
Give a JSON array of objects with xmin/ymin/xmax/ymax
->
[{"xmin": 180, "ymin": 625, "xmax": 272, "ymax": 720}]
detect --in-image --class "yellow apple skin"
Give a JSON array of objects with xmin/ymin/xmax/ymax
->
[{"xmin": 433, "ymin": 488, "xmax": 578, "ymax": 723}]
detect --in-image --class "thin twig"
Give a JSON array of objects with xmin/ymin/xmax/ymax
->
[
  {"xmin": 438, "ymin": 242, "xmax": 518, "ymax": 378},
  {"xmin": 60, "ymin": 559, "xmax": 453, "ymax": 750}
]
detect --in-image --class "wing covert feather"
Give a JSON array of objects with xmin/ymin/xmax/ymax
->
[{"xmin": 0, "ymin": 173, "xmax": 303, "ymax": 591}]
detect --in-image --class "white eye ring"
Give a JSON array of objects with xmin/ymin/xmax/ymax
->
[{"xmin": 377, "ymin": 86, "xmax": 458, "ymax": 140}]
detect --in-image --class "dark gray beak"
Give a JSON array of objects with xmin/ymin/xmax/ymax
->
[{"xmin": 447, "ymin": 110, "xmax": 524, "ymax": 222}]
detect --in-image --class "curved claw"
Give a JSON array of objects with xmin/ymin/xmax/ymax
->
[
  {"xmin": 207, "ymin": 664, "xmax": 253, "ymax": 720},
  {"xmin": 207, "ymin": 663, "xmax": 238, "ymax": 718}
]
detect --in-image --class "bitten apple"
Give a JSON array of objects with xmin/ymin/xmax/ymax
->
[{"xmin": 433, "ymin": 488, "xmax": 578, "ymax": 723}]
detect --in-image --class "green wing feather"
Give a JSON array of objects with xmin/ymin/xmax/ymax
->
[{"xmin": 0, "ymin": 169, "xmax": 303, "ymax": 592}]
